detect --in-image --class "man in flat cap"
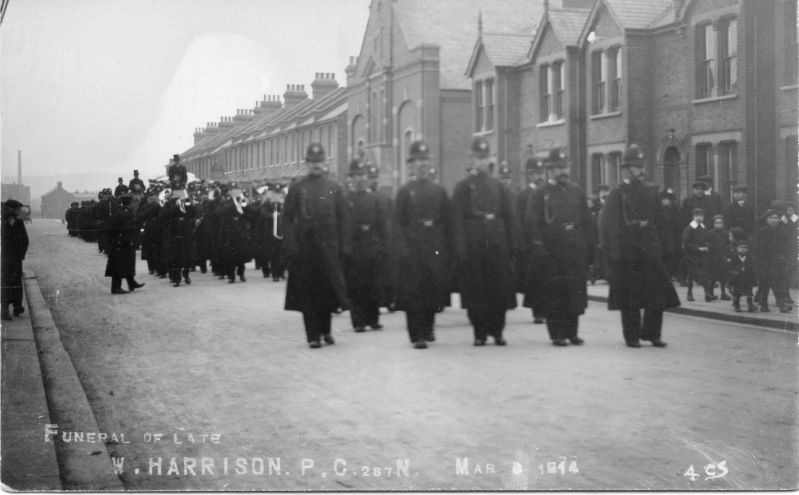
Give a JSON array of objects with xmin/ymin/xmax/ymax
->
[
  {"xmin": 452, "ymin": 137, "xmax": 520, "ymax": 346},
  {"xmin": 1, "ymin": 200, "xmax": 29, "ymax": 320},
  {"xmin": 724, "ymin": 185, "xmax": 755, "ymax": 236},
  {"xmin": 283, "ymin": 143, "xmax": 352, "ymax": 348},
  {"xmin": 393, "ymin": 140, "xmax": 454, "ymax": 349},
  {"xmin": 600, "ymin": 144, "xmax": 678, "ymax": 348},
  {"xmin": 525, "ymin": 147, "xmax": 593, "ymax": 346},
  {"xmin": 344, "ymin": 160, "xmax": 389, "ymax": 333}
]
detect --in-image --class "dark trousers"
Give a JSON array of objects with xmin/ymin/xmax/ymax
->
[
  {"xmin": 545, "ymin": 314, "xmax": 579, "ymax": 340},
  {"xmin": 302, "ymin": 311, "xmax": 332, "ymax": 343},
  {"xmin": 620, "ymin": 308, "xmax": 663, "ymax": 342},
  {"xmin": 1, "ymin": 262, "xmax": 24, "ymax": 315},
  {"xmin": 111, "ymin": 275, "xmax": 137, "ymax": 292},
  {"xmin": 467, "ymin": 309, "xmax": 506, "ymax": 341},
  {"xmin": 405, "ymin": 311, "xmax": 435, "ymax": 343},
  {"xmin": 226, "ymin": 263, "xmax": 245, "ymax": 281},
  {"xmin": 350, "ymin": 296, "xmax": 379, "ymax": 329}
]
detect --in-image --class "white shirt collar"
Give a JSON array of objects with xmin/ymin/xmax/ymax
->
[{"xmin": 689, "ymin": 220, "xmax": 704, "ymax": 229}]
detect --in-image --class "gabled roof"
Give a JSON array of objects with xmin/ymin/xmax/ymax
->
[
  {"xmin": 392, "ymin": 0, "xmax": 545, "ymax": 89},
  {"xmin": 603, "ymin": 0, "xmax": 674, "ymax": 30},
  {"xmin": 465, "ymin": 32, "xmax": 532, "ymax": 75},
  {"xmin": 528, "ymin": 6, "xmax": 591, "ymax": 62},
  {"xmin": 578, "ymin": 0, "xmax": 675, "ymax": 45}
]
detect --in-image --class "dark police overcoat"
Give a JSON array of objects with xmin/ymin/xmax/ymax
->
[
  {"xmin": 525, "ymin": 180, "xmax": 593, "ymax": 317},
  {"xmin": 283, "ymin": 174, "xmax": 352, "ymax": 312},
  {"xmin": 105, "ymin": 205, "xmax": 138, "ymax": 278},
  {"xmin": 392, "ymin": 178, "xmax": 453, "ymax": 313},
  {"xmin": 345, "ymin": 189, "xmax": 388, "ymax": 295},
  {"xmin": 601, "ymin": 180, "xmax": 680, "ymax": 311},
  {"xmin": 452, "ymin": 171, "xmax": 519, "ymax": 312}
]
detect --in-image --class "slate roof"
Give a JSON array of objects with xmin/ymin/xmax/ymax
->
[
  {"xmin": 603, "ymin": 0, "xmax": 675, "ymax": 30},
  {"xmin": 548, "ymin": 7, "xmax": 591, "ymax": 46},
  {"xmin": 479, "ymin": 32, "xmax": 533, "ymax": 68},
  {"xmin": 392, "ymin": 0, "xmax": 546, "ymax": 89}
]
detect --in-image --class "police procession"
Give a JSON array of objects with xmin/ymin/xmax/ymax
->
[{"xmin": 60, "ymin": 137, "xmax": 796, "ymax": 351}]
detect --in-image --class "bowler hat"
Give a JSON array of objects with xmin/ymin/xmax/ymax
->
[
  {"xmin": 305, "ymin": 143, "xmax": 326, "ymax": 163},
  {"xmin": 173, "ymin": 154, "xmax": 181, "ymax": 162},
  {"xmin": 543, "ymin": 147, "xmax": 568, "ymax": 169},
  {"xmin": 407, "ymin": 140, "xmax": 431, "ymax": 162},
  {"xmin": 621, "ymin": 144, "xmax": 645, "ymax": 168},
  {"xmin": 698, "ymin": 175, "xmax": 713, "ymax": 186},
  {"xmin": 471, "ymin": 137, "xmax": 490, "ymax": 159},
  {"xmin": 4, "ymin": 199, "xmax": 22, "ymax": 209}
]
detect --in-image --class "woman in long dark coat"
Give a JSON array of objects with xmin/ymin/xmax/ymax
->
[{"xmin": 105, "ymin": 195, "xmax": 144, "ymax": 294}]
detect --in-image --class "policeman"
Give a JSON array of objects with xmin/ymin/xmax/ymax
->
[
  {"xmin": 66, "ymin": 201, "xmax": 80, "ymax": 236},
  {"xmin": 393, "ymin": 140, "xmax": 453, "ymax": 349},
  {"xmin": 518, "ymin": 156, "xmax": 546, "ymax": 324},
  {"xmin": 95, "ymin": 188, "xmax": 116, "ymax": 255},
  {"xmin": 600, "ymin": 144, "xmax": 679, "ymax": 348},
  {"xmin": 368, "ymin": 165, "xmax": 395, "ymax": 311},
  {"xmin": 105, "ymin": 194, "xmax": 145, "ymax": 294},
  {"xmin": 283, "ymin": 143, "xmax": 352, "ymax": 349},
  {"xmin": 345, "ymin": 160, "xmax": 389, "ymax": 332},
  {"xmin": 525, "ymin": 147, "xmax": 593, "ymax": 346},
  {"xmin": 452, "ymin": 137, "xmax": 519, "ymax": 346}
]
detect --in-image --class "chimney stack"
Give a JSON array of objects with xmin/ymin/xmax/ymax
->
[
  {"xmin": 283, "ymin": 84, "xmax": 309, "ymax": 107},
  {"xmin": 255, "ymin": 94, "xmax": 283, "ymax": 117},
  {"xmin": 193, "ymin": 127, "xmax": 206, "ymax": 145},
  {"xmin": 311, "ymin": 72, "xmax": 339, "ymax": 100},
  {"xmin": 346, "ymin": 56, "xmax": 358, "ymax": 85}
]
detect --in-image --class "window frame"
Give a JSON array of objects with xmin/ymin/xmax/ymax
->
[
  {"xmin": 475, "ymin": 80, "xmax": 484, "ymax": 132},
  {"xmin": 695, "ymin": 143, "xmax": 713, "ymax": 180},
  {"xmin": 696, "ymin": 22, "xmax": 716, "ymax": 98},
  {"xmin": 539, "ymin": 64, "xmax": 551, "ymax": 122},
  {"xmin": 609, "ymin": 47, "xmax": 622, "ymax": 111},
  {"xmin": 591, "ymin": 50, "xmax": 606, "ymax": 114},
  {"xmin": 718, "ymin": 17, "xmax": 737, "ymax": 94}
]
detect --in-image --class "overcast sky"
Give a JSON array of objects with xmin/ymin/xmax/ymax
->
[{"xmin": 1, "ymin": 0, "xmax": 370, "ymax": 196}]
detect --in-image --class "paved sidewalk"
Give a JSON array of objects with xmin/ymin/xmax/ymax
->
[
  {"xmin": 1, "ymin": 273, "xmax": 62, "ymax": 490},
  {"xmin": 587, "ymin": 280, "xmax": 798, "ymax": 331}
]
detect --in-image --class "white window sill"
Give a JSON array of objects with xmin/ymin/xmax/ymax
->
[
  {"xmin": 780, "ymin": 84, "xmax": 799, "ymax": 91},
  {"xmin": 692, "ymin": 93, "xmax": 738, "ymax": 104},
  {"xmin": 473, "ymin": 130, "xmax": 496, "ymax": 136},
  {"xmin": 590, "ymin": 111, "xmax": 622, "ymax": 120},
  {"xmin": 536, "ymin": 119, "xmax": 565, "ymax": 128}
]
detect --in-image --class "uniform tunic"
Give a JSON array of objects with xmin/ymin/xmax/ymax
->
[
  {"xmin": 392, "ymin": 178, "xmax": 453, "ymax": 313},
  {"xmin": 283, "ymin": 174, "xmax": 352, "ymax": 312},
  {"xmin": 104, "ymin": 206, "xmax": 138, "ymax": 278},
  {"xmin": 451, "ymin": 171, "xmax": 518, "ymax": 313},
  {"xmin": 526, "ymin": 180, "xmax": 592, "ymax": 318},
  {"xmin": 601, "ymin": 180, "xmax": 680, "ymax": 311}
]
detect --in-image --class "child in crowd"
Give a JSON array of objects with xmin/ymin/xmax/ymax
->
[
  {"xmin": 707, "ymin": 214, "xmax": 731, "ymax": 301},
  {"xmin": 682, "ymin": 208, "xmax": 711, "ymax": 302},
  {"xmin": 753, "ymin": 210, "xmax": 793, "ymax": 313},
  {"xmin": 727, "ymin": 239, "xmax": 757, "ymax": 312}
]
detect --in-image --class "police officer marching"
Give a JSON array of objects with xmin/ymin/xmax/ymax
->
[
  {"xmin": 524, "ymin": 147, "xmax": 593, "ymax": 346},
  {"xmin": 393, "ymin": 140, "xmax": 454, "ymax": 349},
  {"xmin": 452, "ymin": 137, "xmax": 520, "ymax": 346},
  {"xmin": 600, "ymin": 144, "xmax": 679, "ymax": 348},
  {"xmin": 283, "ymin": 143, "xmax": 352, "ymax": 349},
  {"xmin": 345, "ymin": 160, "xmax": 389, "ymax": 333}
]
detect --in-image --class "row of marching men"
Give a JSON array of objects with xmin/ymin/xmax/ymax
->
[{"xmin": 284, "ymin": 139, "xmax": 678, "ymax": 350}]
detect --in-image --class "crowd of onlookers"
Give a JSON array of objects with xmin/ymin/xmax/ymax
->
[{"xmin": 590, "ymin": 175, "xmax": 797, "ymax": 314}]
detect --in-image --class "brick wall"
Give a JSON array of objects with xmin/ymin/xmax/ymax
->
[{"xmin": 440, "ymin": 89, "xmax": 472, "ymax": 193}]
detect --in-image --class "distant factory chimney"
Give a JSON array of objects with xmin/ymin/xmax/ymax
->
[{"xmin": 17, "ymin": 150, "xmax": 21, "ymax": 184}]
